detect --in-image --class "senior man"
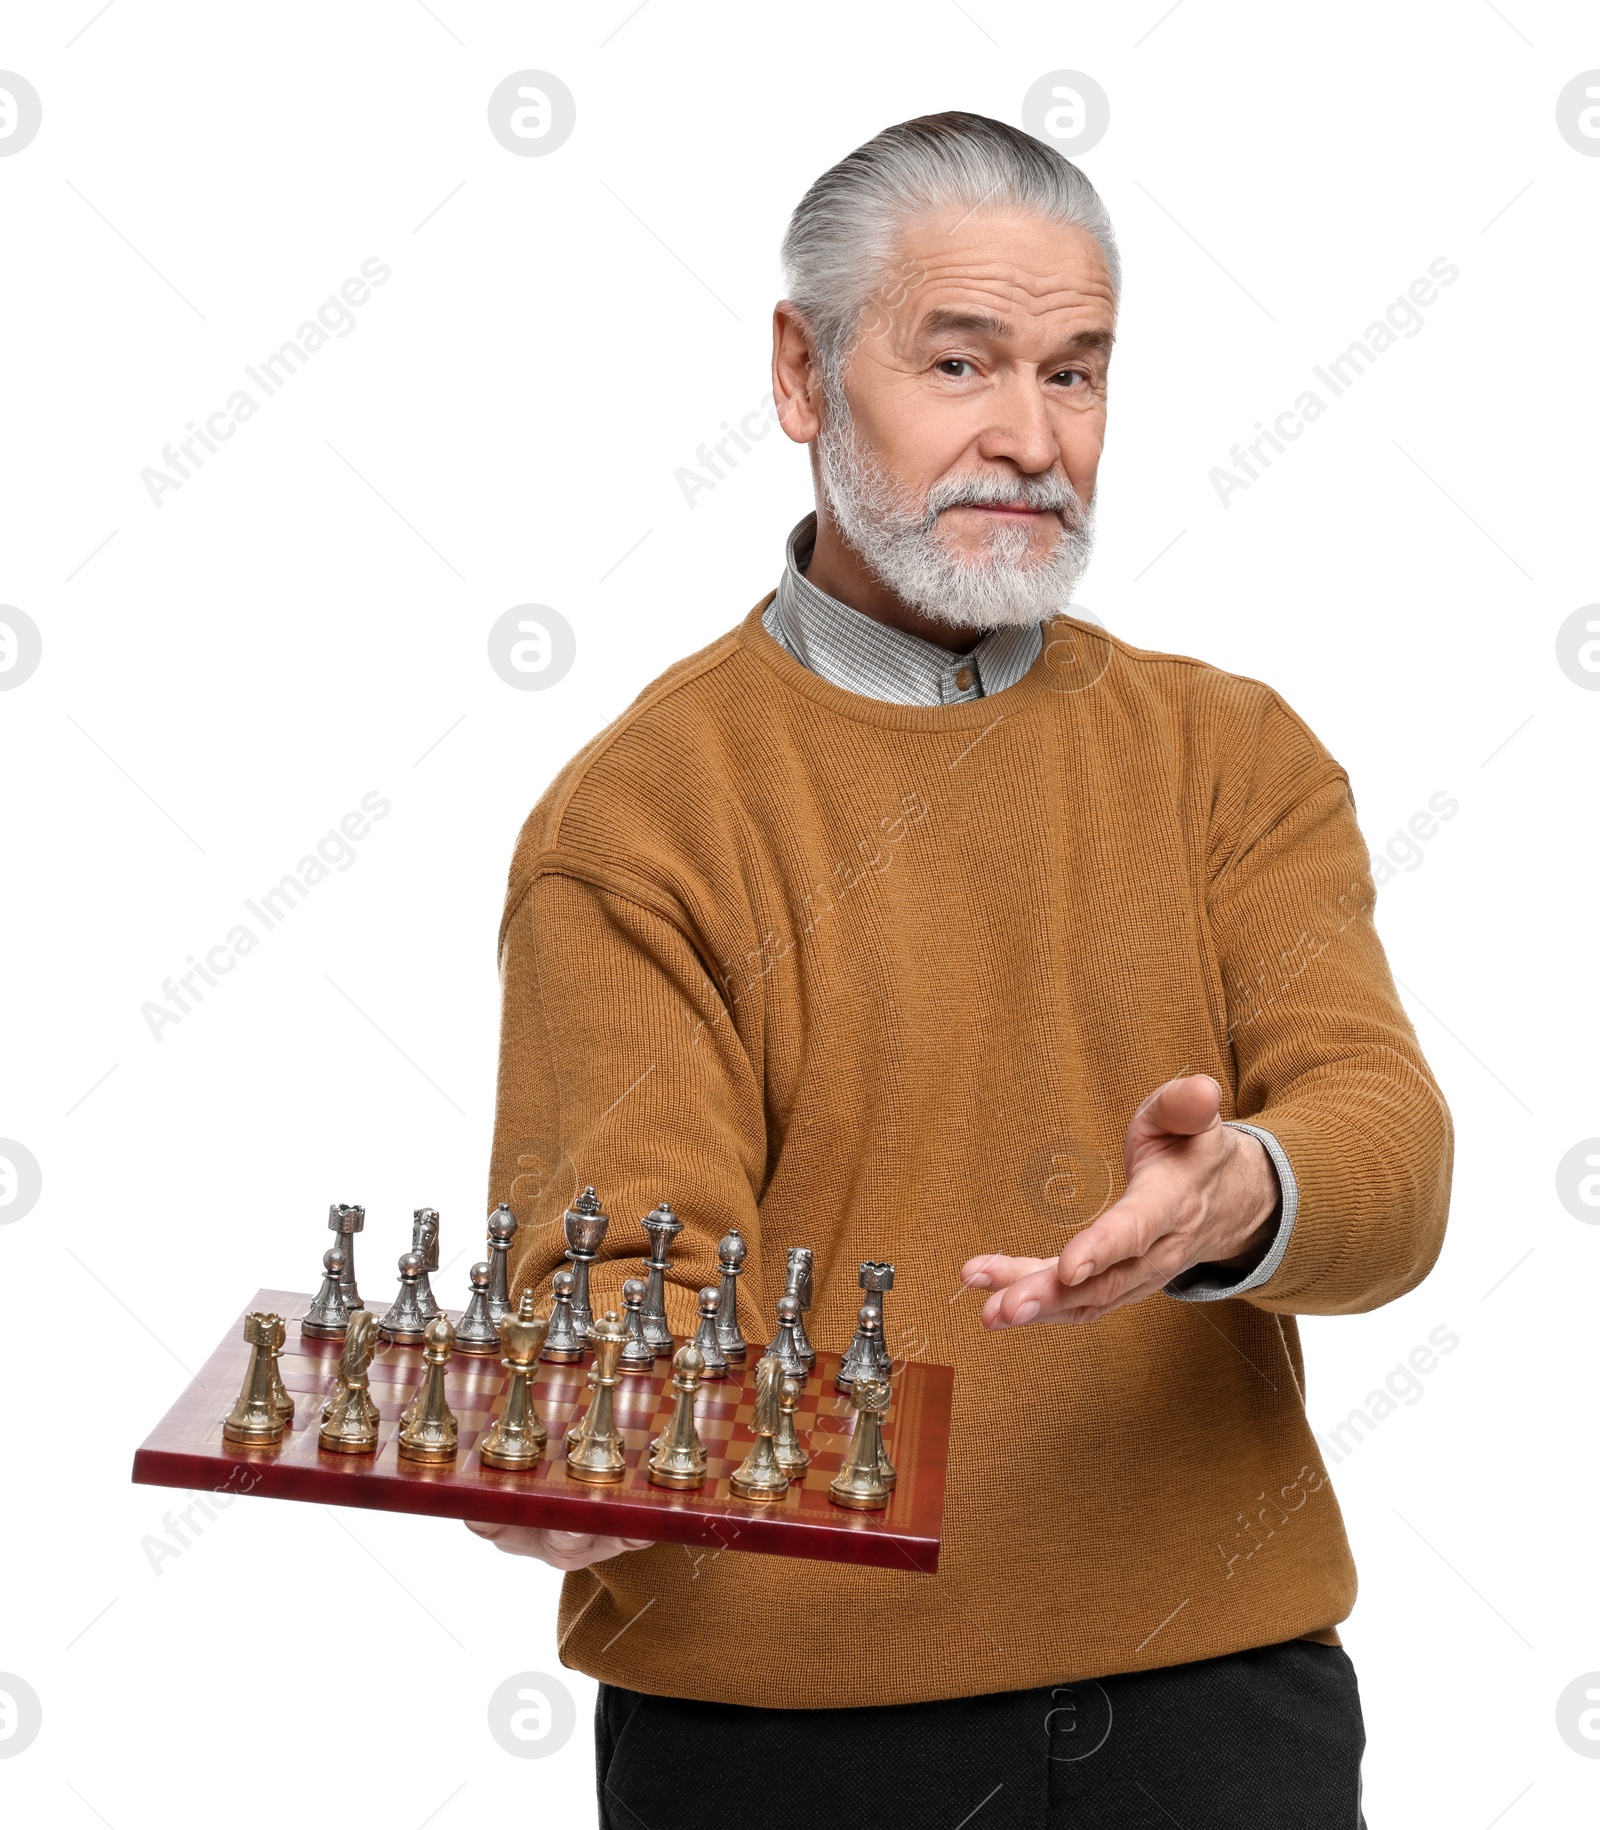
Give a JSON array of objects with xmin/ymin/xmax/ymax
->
[{"xmin": 468, "ymin": 113, "xmax": 1451, "ymax": 1827}]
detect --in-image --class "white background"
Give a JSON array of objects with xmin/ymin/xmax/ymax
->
[{"xmin": 2, "ymin": 1, "xmax": 1596, "ymax": 1823}]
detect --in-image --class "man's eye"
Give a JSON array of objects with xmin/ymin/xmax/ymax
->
[
  {"xmin": 1052, "ymin": 368, "xmax": 1088, "ymax": 387},
  {"xmin": 936, "ymin": 358, "xmax": 975, "ymax": 377}
]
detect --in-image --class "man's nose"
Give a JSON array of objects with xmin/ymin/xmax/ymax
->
[{"xmin": 974, "ymin": 372, "xmax": 1059, "ymax": 473}]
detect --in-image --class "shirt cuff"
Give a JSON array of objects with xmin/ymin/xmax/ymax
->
[{"xmin": 1163, "ymin": 1121, "xmax": 1298, "ymax": 1302}]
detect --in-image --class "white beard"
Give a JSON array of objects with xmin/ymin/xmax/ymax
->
[{"xmin": 816, "ymin": 408, "xmax": 1097, "ymax": 632}]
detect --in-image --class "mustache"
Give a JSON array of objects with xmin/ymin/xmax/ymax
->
[{"xmin": 923, "ymin": 470, "xmax": 1086, "ymax": 528}]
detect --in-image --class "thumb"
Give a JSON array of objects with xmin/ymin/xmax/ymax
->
[{"xmin": 1128, "ymin": 1073, "xmax": 1223, "ymax": 1150}]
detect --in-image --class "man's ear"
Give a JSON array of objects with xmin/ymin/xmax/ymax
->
[{"xmin": 771, "ymin": 302, "xmax": 823, "ymax": 445}]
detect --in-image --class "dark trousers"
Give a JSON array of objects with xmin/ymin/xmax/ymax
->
[{"xmin": 596, "ymin": 1638, "xmax": 1365, "ymax": 1829}]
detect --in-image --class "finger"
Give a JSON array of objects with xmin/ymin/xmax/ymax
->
[
  {"xmin": 464, "ymin": 1519, "xmax": 507, "ymax": 1541},
  {"xmin": 959, "ymin": 1252, "xmax": 1054, "ymax": 1293},
  {"xmin": 1131, "ymin": 1073, "xmax": 1222, "ymax": 1148},
  {"xmin": 1055, "ymin": 1174, "xmax": 1183, "ymax": 1289},
  {"xmin": 981, "ymin": 1258, "xmax": 1090, "ymax": 1328}
]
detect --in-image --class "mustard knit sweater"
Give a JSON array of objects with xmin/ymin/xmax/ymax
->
[{"xmin": 489, "ymin": 596, "xmax": 1452, "ymax": 1709}]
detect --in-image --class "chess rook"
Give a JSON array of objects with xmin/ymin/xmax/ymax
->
[
  {"xmin": 222, "ymin": 1312, "xmax": 288, "ymax": 1446},
  {"xmin": 566, "ymin": 1311, "xmax": 629, "ymax": 1483},
  {"xmin": 318, "ymin": 1311, "xmax": 381, "ymax": 1454},
  {"xmin": 301, "ymin": 1246, "xmax": 351, "ymax": 1341},
  {"xmin": 768, "ymin": 1292, "xmax": 808, "ymax": 1380},
  {"xmin": 397, "ymin": 1316, "xmax": 459, "ymax": 1463},
  {"xmin": 689, "ymin": 1286, "xmax": 729, "ymax": 1379},
  {"xmin": 562, "ymin": 1186, "xmax": 609, "ymax": 1340},
  {"xmin": 541, "ymin": 1267, "xmax": 583, "ymax": 1362},
  {"xmin": 411, "ymin": 1208, "xmax": 442, "ymax": 1323},
  {"xmin": 454, "ymin": 1262, "xmax": 501, "ymax": 1356},
  {"xmin": 485, "ymin": 1203, "xmax": 519, "ymax": 1328},
  {"xmin": 829, "ymin": 1374, "xmax": 892, "ymax": 1511},
  {"xmin": 859, "ymin": 1261, "xmax": 895, "ymax": 1374},
  {"xmin": 619, "ymin": 1277, "xmax": 655, "ymax": 1372},
  {"xmin": 327, "ymin": 1204, "xmax": 366, "ymax": 1311},
  {"xmin": 378, "ymin": 1250, "xmax": 429, "ymax": 1346},
  {"xmin": 647, "ymin": 1342, "xmax": 709, "ymax": 1489},
  {"xmin": 480, "ymin": 1291, "xmax": 550, "ymax": 1469},
  {"xmin": 784, "ymin": 1247, "xmax": 817, "ymax": 1367},
  {"xmin": 715, "ymin": 1228, "xmax": 749, "ymax": 1362},
  {"xmin": 638, "ymin": 1202, "xmax": 684, "ymax": 1357}
]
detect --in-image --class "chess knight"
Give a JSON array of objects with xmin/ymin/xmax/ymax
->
[{"xmin": 464, "ymin": 110, "xmax": 1451, "ymax": 1824}]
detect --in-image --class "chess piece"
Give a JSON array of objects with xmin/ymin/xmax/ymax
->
[
  {"xmin": 836, "ymin": 1303, "xmax": 884, "ymax": 1391},
  {"xmin": 729, "ymin": 1353, "xmax": 790, "ymax": 1501},
  {"xmin": 540, "ymin": 1268, "xmax": 584, "ymax": 1363},
  {"xmin": 485, "ymin": 1203, "xmax": 519, "ymax": 1328},
  {"xmin": 397, "ymin": 1316, "xmax": 459, "ymax": 1463},
  {"xmin": 480, "ymin": 1291, "xmax": 550, "ymax": 1469},
  {"xmin": 454, "ymin": 1262, "xmax": 501, "ymax": 1356},
  {"xmin": 647, "ymin": 1342, "xmax": 708, "ymax": 1489},
  {"xmin": 619, "ymin": 1278, "xmax": 654, "ymax": 1373},
  {"xmin": 715, "ymin": 1229, "xmax": 748, "ymax": 1362},
  {"xmin": 774, "ymin": 1374, "xmax": 810, "ymax": 1477},
  {"xmin": 319, "ymin": 1311, "xmax": 381, "ymax": 1453},
  {"xmin": 829, "ymin": 1374, "xmax": 892, "ymax": 1511},
  {"xmin": 266, "ymin": 1322, "xmax": 295, "ymax": 1429},
  {"xmin": 411, "ymin": 1208, "xmax": 442, "ymax": 1323},
  {"xmin": 638, "ymin": 1202, "xmax": 684, "ymax": 1357},
  {"xmin": 562, "ymin": 1186, "xmax": 609, "ymax": 1340},
  {"xmin": 860, "ymin": 1262, "xmax": 895, "ymax": 1374},
  {"xmin": 689, "ymin": 1286, "xmax": 729, "ymax": 1379},
  {"xmin": 302, "ymin": 1246, "xmax": 352, "ymax": 1340},
  {"xmin": 784, "ymin": 1247, "xmax": 817, "ymax": 1367},
  {"xmin": 566, "ymin": 1311, "xmax": 629, "ymax": 1483},
  {"xmin": 768, "ymin": 1292, "xmax": 808, "ymax": 1380},
  {"xmin": 378, "ymin": 1250, "xmax": 430, "ymax": 1345},
  {"xmin": 223, "ymin": 1313, "xmax": 288, "ymax": 1446},
  {"xmin": 327, "ymin": 1203, "xmax": 366, "ymax": 1310}
]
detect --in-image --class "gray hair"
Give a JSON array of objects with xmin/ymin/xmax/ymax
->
[{"xmin": 780, "ymin": 111, "xmax": 1120, "ymax": 393}]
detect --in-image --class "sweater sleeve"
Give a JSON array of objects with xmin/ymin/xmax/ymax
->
[
  {"xmin": 489, "ymin": 866, "xmax": 768, "ymax": 1338},
  {"xmin": 1206, "ymin": 760, "xmax": 1454, "ymax": 1316}
]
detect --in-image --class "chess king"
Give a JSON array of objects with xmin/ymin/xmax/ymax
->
[{"xmin": 465, "ymin": 114, "xmax": 1451, "ymax": 1827}]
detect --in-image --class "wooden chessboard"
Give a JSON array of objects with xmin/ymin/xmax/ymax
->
[{"xmin": 131, "ymin": 1289, "xmax": 954, "ymax": 1572}]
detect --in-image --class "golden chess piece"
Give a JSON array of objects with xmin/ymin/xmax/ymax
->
[
  {"xmin": 828, "ymin": 1374, "xmax": 892, "ymax": 1511},
  {"xmin": 480, "ymin": 1290, "xmax": 550, "ymax": 1470},
  {"xmin": 319, "ymin": 1311, "xmax": 381, "ymax": 1454},
  {"xmin": 222, "ymin": 1312, "xmax": 288, "ymax": 1446},
  {"xmin": 773, "ymin": 1374, "xmax": 810, "ymax": 1477},
  {"xmin": 266, "ymin": 1321, "xmax": 295, "ymax": 1429},
  {"xmin": 648, "ymin": 1342, "xmax": 708, "ymax": 1490},
  {"xmin": 397, "ymin": 1316, "xmax": 459, "ymax": 1464},
  {"xmin": 565, "ymin": 1310, "xmax": 629, "ymax": 1483},
  {"xmin": 729, "ymin": 1353, "xmax": 790, "ymax": 1501}
]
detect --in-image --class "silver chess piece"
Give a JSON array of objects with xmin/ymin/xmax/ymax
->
[
  {"xmin": 485, "ymin": 1203, "xmax": 519, "ymax": 1328},
  {"xmin": 562, "ymin": 1186, "xmax": 609, "ymax": 1340},
  {"xmin": 860, "ymin": 1261, "xmax": 895, "ymax": 1374},
  {"xmin": 715, "ymin": 1228, "xmax": 748, "ymax": 1362},
  {"xmin": 327, "ymin": 1203, "xmax": 366, "ymax": 1310},
  {"xmin": 411, "ymin": 1208, "xmax": 442, "ymax": 1323},
  {"xmin": 689, "ymin": 1286, "xmax": 729, "ymax": 1379},
  {"xmin": 302, "ymin": 1246, "xmax": 351, "ymax": 1340},
  {"xmin": 541, "ymin": 1267, "xmax": 584, "ymax": 1362},
  {"xmin": 836, "ymin": 1302, "xmax": 884, "ymax": 1391},
  {"xmin": 619, "ymin": 1277, "xmax": 655, "ymax": 1373},
  {"xmin": 378, "ymin": 1250, "xmax": 430, "ymax": 1345},
  {"xmin": 769, "ymin": 1292, "xmax": 808, "ymax": 1380},
  {"xmin": 638, "ymin": 1202, "xmax": 684, "ymax": 1357},
  {"xmin": 455, "ymin": 1261, "xmax": 501, "ymax": 1356},
  {"xmin": 784, "ymin": 1247, "xmax": 817, "ymax": 1367}
]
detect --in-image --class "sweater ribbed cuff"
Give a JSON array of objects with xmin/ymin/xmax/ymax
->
[{"xmin": 1163, "ymin": 1121, "xmax": 1298, "ymax": 1302}]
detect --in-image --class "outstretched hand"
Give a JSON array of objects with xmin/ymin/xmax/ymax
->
[{"xmin": 960, "ymin": 1075, "xmax": 1280, "ymax": 1329}]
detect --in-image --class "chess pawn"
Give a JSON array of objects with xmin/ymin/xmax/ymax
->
[
  {"xmin": 540, "ymin": 1268, "xmax": 584, "ymax": 1363},
  {"xmin": 638, "ymin": 1202, "xmax": 684, "ymax": 1357},
  {"xmin": 411, "ymin": 1208, "xmax": 442, "ymax": 1323},
  {"xmin": 828, "ymin": 1374, "xmax": 892, "ymax": 1511},
  {"xmin": 836, "ymin": 1303, "xmax": 884, "ymax": 1391},
  {"xmin": 715, "ymin": 1228, "xmax": 748, "ymax": 1362},
  {"xmin": 860, "ymin": 1261, "xmax": 895, "ymax": 1375},
  {"xmin": 223, "ymin": 1312, "xmax": 288, "ymax": 1446},
  {"xmin": 768, "ymin": 1292, "xmax": 808, "ymax": 1380},
  {"xmin": 454, "ymin": 1262, "xmax": 501, "ymax": 1357},
  {"xmin": 397, "ymin": 1316, "xmax": 459, "ymax": 1463},
  {"xmin": 619, "ymin": 1278, "xmax": 655, "ymax": 1373},
  {"xmin": 302, "ymin": 1246, "xmax": 352, "ymax": 1341},
  {"xmin": 378, "ymin": 1250, "xmax": 430, "ymax": 1346},
  {"xmin": 480, "ymin": 1290, "xmax": 550, "ymax": 1469},
  {"xmin": 562, "ymin": 1185, "xmax": 609, "ymax": 1340},
  {"xmin": 566, "ymin": 1311, "xmax": 629, "ymax": 1483},
  {"xmin": 648, "ymin": 1342, "xmax": 708, "ymax": 1489},
  {"xmin": 327, "ymin": 1203, "xmax": 366, "ymax": 1311},
  {"xmin": 784, "ymin": 1247, "xmax": 817, "ymax": 1367},
  {"xmin": 319, "ymin": 1311, "xmax": 381, "ymax": 1454},
  {"xmin": 773, "ymin": 1375, "xmax": 810, "ymax": 1477},
  {"xmin": 689, "ymin": 1286, "xmax": 729, "ymax": 1379},
  {"xmin": 485, "ymin": 1202, "xmax": 519, "ymax": 1328},
  {"xmin": 729, "ymin": 1353, "xmax": 790, "ymax": 1501}
]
